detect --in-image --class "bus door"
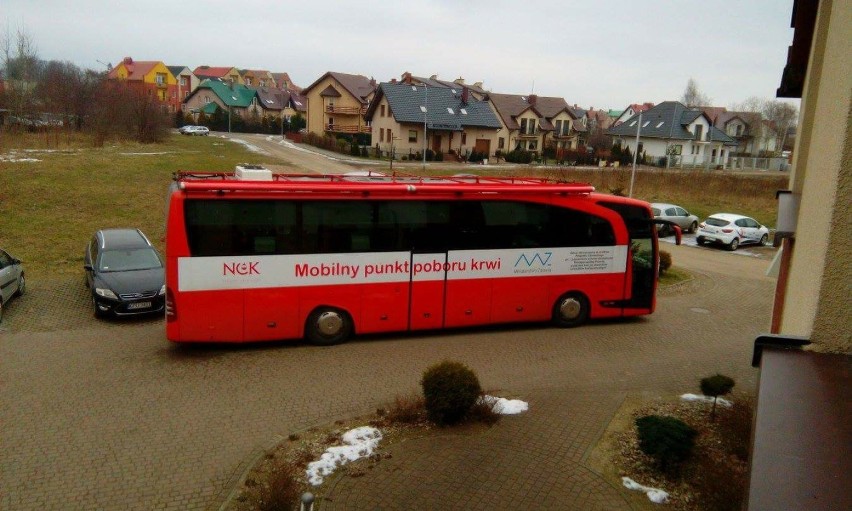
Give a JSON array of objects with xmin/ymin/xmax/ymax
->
[
  {"xmin": 409, "ymin": 252, "xmax": 447, "ymax": 330},
  {"xmin": 600, "ymin": 202, "xmax": 656, "ymax": 312}
]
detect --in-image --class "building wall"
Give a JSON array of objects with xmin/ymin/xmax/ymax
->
[
  {"xmin": 304, "ymin": 76, "xmax": 370, "ymax": 136},
  {"xmin": 780, "ymin": 0, "xmax": 851, "ymax": 352}
]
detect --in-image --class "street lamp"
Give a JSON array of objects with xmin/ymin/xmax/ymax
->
[{"xmin": 423, "ymin": 84, "xmax": 427, "ymax": 170}]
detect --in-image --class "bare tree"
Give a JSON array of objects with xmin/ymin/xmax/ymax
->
[
  {"xmin": 1, "ymin": 27, "xmax": 41, "ymax": 121},
  {"xmin": 730, "ymin": 97, "xmax": 798, "ymax": 155},
  {"xmin": 681, "ymin": 78, "xmax": 711, "ymax": 108},
  {"xmin": 763, "ymin": 100, "xmax": 798, "ymax": 152}
]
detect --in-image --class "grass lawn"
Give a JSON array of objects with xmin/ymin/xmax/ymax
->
[{"xmin": 0, "ymin": 133, "xmax": 287, "ymax": 278}]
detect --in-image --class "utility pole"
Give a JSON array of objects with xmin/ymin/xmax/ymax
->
[
  {"xmin": 629, "ymin": 111, "xmax": 642, "ymax": 197},
  {"xmin": 422, "ymin": 84, "xmax": 428, "ymax": 171}
]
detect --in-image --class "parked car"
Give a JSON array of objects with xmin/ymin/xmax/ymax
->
[
  {"xmin": 84, "ymin": 229, "xmax": 165, "ymax": 318},
  {"xmin": 651, "ymin": 203, "xmax": 699, "ymax": 234},
  {"xmin": 180, "ymin": 125, "xmax": 209, "ymax": 136},
  {"xmin": 0, "ymin": 248, "xmax": 25, "ymax": 323},
  {"xmin": 696, "ymin": 213, "xmax": 769, "ymax": 251}
]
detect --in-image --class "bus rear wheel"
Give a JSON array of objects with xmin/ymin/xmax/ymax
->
[
  {"xmin": 306, "ymin": 307, "xmax": 353, "ymax": 346},
  {"xmin": 552, "ymin": 292, "xmax": 589, "ymax": 328}
]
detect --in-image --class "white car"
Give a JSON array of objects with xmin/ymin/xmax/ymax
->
[
  {"xmin": 696, "ymin": 213, "xmax": 769, "ymax": 251},
  {"xmin": 651, "ymin": 203, "xmax": 700, "ymax": 233},
  {"xmin": 179, "ymin": 125, "xmax": 209, "ymax": 136}
]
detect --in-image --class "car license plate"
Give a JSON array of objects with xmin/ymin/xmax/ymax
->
[{"xmin": 128, "ymin": 301, "xmax": 152, "ymax": 310}]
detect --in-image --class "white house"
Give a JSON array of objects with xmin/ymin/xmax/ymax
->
[{"xmin": 606, "ymin": 101, "xmax": 737, "ymax": 167}]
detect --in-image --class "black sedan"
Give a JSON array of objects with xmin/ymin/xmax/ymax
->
[{"xmin": 84, "ymin": 229, "xmax": 165, "ymax": 318}]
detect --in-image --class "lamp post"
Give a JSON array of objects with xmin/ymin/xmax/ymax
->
[
  {"xmin": 629, "ymin": 111, "xmax": 641, "ymax": 197},
  {"xmin": 423, "ymin": 84, "xmax": 427, "ymax": 171}
]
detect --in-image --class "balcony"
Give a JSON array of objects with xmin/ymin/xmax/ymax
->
[
  {"xmin": 518, "ymin": 130, "xmax": 539, "ymax": 138},
  {"xmin": 325, "ymin": 105, "xmax": 367, "ymax": 115},
  {"xmin": 326, "ymin": 124, "xmax": 371, "ymax": 134},
  {"xmin": 552, "ymin": 131, "xmax": 572, "ymax": 139}
]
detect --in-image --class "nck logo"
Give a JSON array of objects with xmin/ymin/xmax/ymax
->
[
  {"xmin": 223, "ymin": 262, "xmax": 260, "ymax": 276},
  {"xmin": 514, "ymin": 252, "xmax": 553, "ymax": 268}
]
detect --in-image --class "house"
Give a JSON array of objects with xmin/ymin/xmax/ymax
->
[
  {"xmin": 715, "ymin": 111, "xmax": 780, "ymax": 156},
  {"xmin": 241, "ymin": 69, "xmax": 275, "ymax": 88},
  {"xmin": 272, "ymin": 72, "xmax": 300, "ymax": 92},
  {"xmin": 486, "ymin": 93, "xmax": 580, "ymax": 155},
  {"xmin": 747, "ymin": 1, "xmax": 850, "ymax": 509},
  {"xmin": 183, "ymin": 78, "xmax": 255, "ymax": 122},
  {"xmin": 246, "ymin": 87, "xmax": 307, "ymax": 126},
  {"xmin": 586, "ymin": 108, "xmax": 613, "ymax": 132},
  {"xmin": 167, "ymin": 66, "xmax": 199, "ymax": 107},
  {"xmin": 301, "ymin": 71, "xmax": 376, "ymax": 136},
  {"xmin": 192, "ymin": 66, "xmax": 243, "ymax": 85},
  {"xmin": 396, "ymin": 72, "xmax": 489, "ymax": 100},
  {"xmin": 365, "ymin": 82, "xmax": 502, "ymax": 159},
  {"xmin": 612, "ymin": 102, "xmax": 654, "ymax": 126},
  {"xmin": 606, "ymin": 101, "xmax": 736, "ymax": 167},
  {"xmin": 107, "ymin": 57, "xmax": 180, "ymax": 113}
]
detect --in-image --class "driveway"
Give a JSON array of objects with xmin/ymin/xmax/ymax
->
[{"xmin": 0, "ymin": 241, "xmax": 775, "ymax": 510}]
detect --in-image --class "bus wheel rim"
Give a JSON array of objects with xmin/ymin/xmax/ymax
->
[
  {"xmin": 559, "ymin": 298, "xmax": 581, "ymax": 320},
  {"xmin": 317, "ymin": 311, "xmax": 344, "ymax": 336}
]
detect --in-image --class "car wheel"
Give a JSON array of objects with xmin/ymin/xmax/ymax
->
[
  {"xmin": 552, "ymin": 292, "xmax": 589, "ymax": 328},
  {"xmin": 689, "ymin": 221, "xmax": 698, "ymax": 234},
  {"xmin": 696, "ymin": 236, "xmax": 705, "ymax": 245},
  {"xmin": 305, "ymin": 307, "xmax": 352, "ymax": 346},
  {"xmin": 729, "ymin": 238, "xmax": 739, "ymax": 251},
  {"xmin": 14, "ymin": 274, "xmax": 25, "ymax": 297},
  {"xmin": 760, "ymin": 234, "xmax": 768, "ymax": 245}
]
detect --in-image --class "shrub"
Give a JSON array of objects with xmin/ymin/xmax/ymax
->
[
  {"xmin": 635, "ymin": 415, "xmax": 697, "ymax": 473},
  {"xmin": 385, "ymin": 394, "xmax": 427, "ymax": 425},
  {"xmin": 659, "ymin": 250, "xmax": 672, "ymax": 275},
  {"xmin": 256, "ymin": 462, "xmax": 301, "ymax": 511},
  {"xmin": 700, "ymin": 374, "xmax": 735, "ymax": 421},
  {"xmin": 421, "ymin": 360, "xmax": 482, "ymax": 425}
]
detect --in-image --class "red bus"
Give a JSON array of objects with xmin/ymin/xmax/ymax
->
[{"xmin": 165, "ymin": 169, "xmax": 672, "ymax": 345}]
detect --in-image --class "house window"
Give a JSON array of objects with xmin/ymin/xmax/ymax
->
[
  {"xmin": 462, "ymin": 133, "xmax": 467, "ymax": 144},
  {"xmin": 498, "ymin": 137, "xmax": 505, "ymax": 149},
  {"xmin": 204, "ymin": 95, "xmax": 210, "ymax": 104},
  {"xmin": 380, "ymin": 128, "xmax": 385, "ymax": 142},
  {"xmin": 180, "ymin": 77, "xmax": 187, "ymax": 87},
  {"xmin": 409, "ymin": 130, "xmax": 417, "ymax": 143},
  {"xmin": 184, "ymin": 91, "xmax": 189, "ymax": 99},
  {"xmin": 387, "ymin": 129, "xmax": 391, "ymax": 142},
  {"xmin": 156, "ymin": 73, "xmax": 166, "ymax": 86},
  {"xmin": 380, "ymin": 105, "xmax": 385, "ymax": 117},
  {"xmin": 736, "ymin": 125, "xmax": 743, "ymax": 136},
  {"xmin": 529, "ymin": 141, "xmax": 537, "ymax": 150},
  {"xmin": 694, "ymin": 125, "xmax": 704, "ymax": 140},
  {"xmin": 520, "ymin": 118, "xmax": 528, "ymax": 134},
  {"xmin": 555, "ymin": 120, "xmax": 562, "ymax": 134},
  {"xmin": 246, "ymin": 78, "xmax": 252, "ymax": 85}
]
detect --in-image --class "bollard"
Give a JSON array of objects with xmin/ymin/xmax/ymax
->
[{"xmin": 300, "ymin": 492, "xmax": 315, "ymax": 511}]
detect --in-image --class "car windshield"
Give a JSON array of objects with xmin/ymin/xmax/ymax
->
[
  {"xmin": 706, "ymin": 217, "xmax": 730, "ymax": 227},
  {"xmin": 99, "ymin": 248, "xmax": 162, "ymax": 272}
]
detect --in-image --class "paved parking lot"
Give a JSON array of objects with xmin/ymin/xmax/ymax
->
[{"xmin": 0, "ymin": 244, "xmax": 776, "ymax": 510}]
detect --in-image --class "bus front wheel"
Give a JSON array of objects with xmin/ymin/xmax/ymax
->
[
  {"xmin": 306, "ymin": 307, "xmax": 353, "ymax": 346},
  {"xmin": 552, "ymin": 293, "xmax": 589, "ymax": 328}
]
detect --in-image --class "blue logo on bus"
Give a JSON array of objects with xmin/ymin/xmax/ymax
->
[{"xmin": 514, "ymin": 252, "xmax": 553, "ymax": 268}]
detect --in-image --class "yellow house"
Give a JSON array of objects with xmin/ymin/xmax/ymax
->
[
  {"xmin": 107, "ymin": 57, "xmax": 179, "ymax": 111},
  {"xmin": 301, "ymin": 71, "xmax": 376, "ymax": 136}
]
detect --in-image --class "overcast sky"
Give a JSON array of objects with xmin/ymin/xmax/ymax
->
[{"xmin": 3, "ymin": 0, "xmax": 796, "ymax": 109}]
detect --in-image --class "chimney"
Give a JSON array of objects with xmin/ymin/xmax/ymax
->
[
  {"xmin": 390, "ymin": 78, "xmax": 397, "ymax": 84},
  {"xmin": 402, "ymin": 71, "xmax": 412, "ymax": 84},
  {"xmin": 454, "ymin": 77, "xmax": 465, "ymax": 85},
  {"xmin": 369, "ymin": 77, "xmax": 376, "ymax": 88},
  {"xmin": 573, "ymin": 103, "xmax": 578, "ymax": 108},
  {"xmin": 528, "ymin": 94, "xmax": 537, "ymax": 106},
  {"xmin": 473, "ymin": 81, "xmax": 483, "ymax": 89},
  {"xmin": 461, "ymin": 86, "xmax": 469, "ymax": 105},
  {"xmin": 123, "ymin": 56, "xmax": 133, "ymax": 64},
  {"xmin": 430, "ymin": 74, "xmax": 438, "ymax": 80}
]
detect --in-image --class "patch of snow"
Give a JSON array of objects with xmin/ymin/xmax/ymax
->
[
  {"xmin": 119, "ymin": 152, "xmax": 176, "ymax": 156},
  {"xmin": 276, "ymin": 138, "xmax": 383, "ymax": 166},
  {"xmin": 681, "ymin": 393, "xmax": 733, "ymax": 407},
  {"xmin": 622, "ymin": 477, "xmax": 669, "ymax": 504},
  {"xmin": 226, "ymin": 137, "xmax": 269, "ymax": 155},
  {"xmin": 0, "ymin": 155, "xmax": 41, "ymax": 162},
  {"xmin": 479, "ymin": 395, "xmax": 529, "ymax": 415},
  {"xmin": 305, "ymin": 426, "xmax": 382, "ymax": 486}
]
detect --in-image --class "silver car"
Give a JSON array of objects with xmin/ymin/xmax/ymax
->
[
  {"xmin": 0, "ymin": 248, "xmax": 25, "ymax": 323},
  {"xmin": 651, "ymin": 203, "xmax": 700, "ymax": 234}
]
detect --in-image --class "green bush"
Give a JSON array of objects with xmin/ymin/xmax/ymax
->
[
  {"xmin": 701, "ymin": 374, "xmax": 735, "ymax": 421},
  {"xmin": 421, "ymin": 361, "xmax": 482, "ymax": 425},
  {"xmin": 659, "ymin": 250, "xmax": 672, "ymax": 275},
  {"xmin": 636, "ymin": 415, "xmax": 697, "ymax": 473}
]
